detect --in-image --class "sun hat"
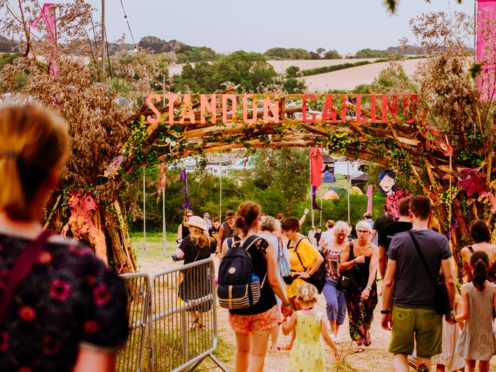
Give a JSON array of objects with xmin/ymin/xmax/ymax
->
[{"xmin": 185, "ymin": 216, "xmax": 208, "ymax": 232}]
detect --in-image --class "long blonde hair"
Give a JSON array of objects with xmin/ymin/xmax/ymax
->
[
  {"xmin": 0, "ymin": 102, "xmax": 70, "ymax": 220},
  {"xmin": 189, "ymin": 226, "xmax": 210, "ymax": 249}
]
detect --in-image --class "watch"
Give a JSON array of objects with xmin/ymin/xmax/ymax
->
[{"xmin": 380, "ymin": 309, "xmax": 392, "ymax": 314}]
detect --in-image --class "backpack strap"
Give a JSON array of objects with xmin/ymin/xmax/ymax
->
[
  {"xmin": 293, "ymin": 236, "xmax": 309, "ymax": 271},
  {"xmin": 240, "ymin": 235, "xmax": 268, "ymax": 288},
  {"xmin": 0, "ymin": 229, "xmax": 53, "ymax": 327},
  {"xmin": 468, "ymin": 245, "xmax": 474, "ymax": 254}
]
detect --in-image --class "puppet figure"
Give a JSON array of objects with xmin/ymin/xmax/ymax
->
[{"xmin": 378, "ymin": 170, "xmax": 411, "ymax": 219}]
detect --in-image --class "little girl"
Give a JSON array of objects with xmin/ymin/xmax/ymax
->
[
  {"xmin": 456, "ymin": 251, "xmax": 496, "ymax": 372},
  {"xmin": 282, "ymin": 283, "xmax": 339, "ymax": 372}
]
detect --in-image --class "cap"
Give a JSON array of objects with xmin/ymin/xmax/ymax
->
[
  {"xmin": 185, "ymin": 216, "xmax": 208, "ymax": 232},
  {"xmin": 226, "ymin": 210, "xmax": 235, "ymax": 218}
]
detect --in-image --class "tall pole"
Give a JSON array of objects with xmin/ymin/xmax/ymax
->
[
  {"xmin": 347, "ymin": 161, "xmax": 351, "ymax": 224},
  {"xmin": 219, "ymin": 163, "xmax": 222, "ymax": 224},
  {"xmin": 162, "ymin": 182, "xmax": 167, "ymax": 256},
  {"xmin": 142, "ymin": 167, "xmax": 146, "ymax": 254},
  {"xmin": 101, "ymin": 0, "xmax": 105, "ymax": 78}
]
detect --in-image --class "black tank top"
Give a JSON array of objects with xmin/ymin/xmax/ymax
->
[
  {"xmin": 221, "ymin": 222, "xmax": 236, "ymax": 242},
  {"xmin": 349, "ymin": 242, "xmax": 374, "ymax": 288}
]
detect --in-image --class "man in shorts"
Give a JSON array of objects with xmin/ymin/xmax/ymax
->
[{"xmin": 381, "ymin": 195, "xmax": 456, "ymax": 372}]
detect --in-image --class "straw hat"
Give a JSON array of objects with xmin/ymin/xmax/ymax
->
[{"xmin": 186, "ymin": 216, "xmax": 208, "ymax": 232}]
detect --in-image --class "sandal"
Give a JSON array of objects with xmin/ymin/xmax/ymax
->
[
  {"xmin": 279, "ymin": 343, "xmax": 293, "ymax": 351},
  {"xmin": 197, "ymin": 323, "xmax": 206, "ymax": 331},
  {"xmin": 354, "ymin": 347, "xmax": 365, "ymax": 353}
]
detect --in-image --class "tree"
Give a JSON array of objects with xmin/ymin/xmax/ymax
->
[
  {"xmin": 138, "ymin": 36, "xmax": 168, "ymax": 53},
  {"xmin": 316, "ymin": 47, "xmax": 326, "ymax": 57},
  {"xmin": 323, "ymin": 50, "xmax": 342, "ymax": 59}
]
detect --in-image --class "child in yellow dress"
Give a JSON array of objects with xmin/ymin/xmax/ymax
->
[{"xmin": 282, "ymin": 283, "xmax": 339, "ymax": 371}]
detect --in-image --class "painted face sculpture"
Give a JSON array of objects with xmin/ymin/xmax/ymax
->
[
  {"xmin": 378, "ymin": 170, "xmax": 397, "ymax": 195},
  {"xmin": 378, "ymin": 170, "xmax": 411, "ymax": 220}
]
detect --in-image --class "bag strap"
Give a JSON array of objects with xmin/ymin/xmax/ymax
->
[
  {"xmin": 293, "ymin": 237, "xmax": 309, "ymax": 271},
  {"xmin": 468, "ymin": 245, "xmax": 474, "ymax": 254},
  {"xmin": 408, "ymin": 231, "xmax": 439, "ymax": 287},
  {"xmin": 240, "ymin": 235, "xmax": 268, "ymax": 287},
  {"xmin": 0, "ymin": 229, "xmax": 53, "ymax": 326}
]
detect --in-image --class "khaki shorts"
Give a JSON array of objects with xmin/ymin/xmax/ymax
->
[
  {"xmin": 389, "ymin": 306, "xmax": 442, "ymax": 358},
  {"xmin": 229, "ymin": 305, "xmax": 280, "ymax": 334}
]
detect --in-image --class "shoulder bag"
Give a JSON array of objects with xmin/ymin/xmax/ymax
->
[
  {"xmin": 336, "ymin": 242, "xmax": 365, "ymax": 294},
  {"xmin": 293, "ymin": 237, "xmax": 326, "ymax": 293},
  {"xmin": 408, "ymin": 231, "xmax": 449, "ymax": 315}
]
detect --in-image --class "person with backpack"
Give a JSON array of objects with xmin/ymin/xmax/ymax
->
[
  {"xmin": 280, "ymin": 216, "xmax": 325, "ymax": 350},
  {"xmin": 218, "ymin": 202, "xmax": 291, "ymax": 372}
]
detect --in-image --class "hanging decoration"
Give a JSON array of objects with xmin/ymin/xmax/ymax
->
[
  {"xmin": 180, "ymin": 169, "xmax": 191, "ymax": 210},
  {"xmin": 30, "ymin": 3, "xmax": 58, "ymax": 79},
  {"xmin": 366, "ymin": 185, "xmax": 373, "ymax": 215},
  {"xmin": 310, "ymin": 147, "xmax": 323, "ymax": 210},
  {"xmin": 476, "ymin": 0, "xmax": 496, "ymax": 101}
]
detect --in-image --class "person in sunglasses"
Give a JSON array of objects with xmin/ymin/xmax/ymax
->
[
  {"xmin": 340, "ymin": 220, "xmax": 379, "ymax": 352},
  {"xmin": 177, "ymin": 210, "xmax": 193, "ymax": 245}
]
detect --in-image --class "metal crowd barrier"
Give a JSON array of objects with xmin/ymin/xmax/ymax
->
[{"xmin": 117, "ymin": 258, "xmax": 228, "ymax": 372}]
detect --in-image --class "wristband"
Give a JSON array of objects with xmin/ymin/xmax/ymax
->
[
  {"xmin": 380, "ymin": 309, "xmax": 392, "ymax": 314},
  {"xmin": 365, "ymin": 285, "xmax": 372, "ymax": 291}
]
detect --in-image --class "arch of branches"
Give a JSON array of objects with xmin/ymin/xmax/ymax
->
[{"xmin": 62, "ymin": 93, "xmax": 483, "ymax": 274}]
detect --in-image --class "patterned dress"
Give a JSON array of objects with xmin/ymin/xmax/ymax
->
[
  {"xmin": 0, "ymin": 232, "xmax": 128, "ymax": 371},
  {"xmin": 288, "ymin": 311, "xmax": 325, "ymax": 372}
]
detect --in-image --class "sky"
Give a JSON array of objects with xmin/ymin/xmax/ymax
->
[{"xmin": 85, "ymin": 0, "xmax": 474, "ymax": 55}]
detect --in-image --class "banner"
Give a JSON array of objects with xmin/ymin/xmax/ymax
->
[
  {"xmin": 477, "ymin": 0, "xmax": 496, "ymax": 101},
  {"xmin": 310, "ymin": 148, "xmax": 323, "ymax": 210},
  {"xmin": 180, "ymin": 169, "xmax": 191, "ymax": 210}
]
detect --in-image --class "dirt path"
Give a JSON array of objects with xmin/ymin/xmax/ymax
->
[{"xmin": 137, "ymin": 255, "xmax": 496, "ymax": 371}]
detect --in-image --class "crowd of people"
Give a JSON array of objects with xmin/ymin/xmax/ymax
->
[{"xmin": 179, "ymin": 196, "xmax": 496, "ymax": 372}]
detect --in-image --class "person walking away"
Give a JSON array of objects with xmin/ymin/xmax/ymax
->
[
  {"xmin": 280, "ymin": 216, "xmax": 324, "ymax": 350},
  {"xmin": 340, "ymin": 220, "xmax": 379, "ymax": 351},
  {"xmin": 321, "ymin": 221, "xmax": 350, "ymax": 341},
  {"xmin": 381, "ymin": 195, "xmax": 456, "ymax": 372},
  {"xmin": 372, "ymin": 213, "xmax": 393, "ymax": 253},
  {"xmin": 177, "ymin": 210, "xmax": 193, "ymax": 245},
  {"xmin": 456, "ymin": 251, "xmax": 496, "ymax": 372},
  {"xmin": 282, "ymin": 283, "xmax": 339, "ymax": 372},
  {"xmin": 221, "ymin": 202, "xmax": 292, "ymax": 372},
  {"xmin": 175, "ymin": 216, "xmax": 216, "ymax": 330},
  {"xmin": 259, "ymin": 216, "xmax": 287, "ymax": 352},
  {"xmin": 432, "ymin": 291, "xmax": 464, "ymax": 372},
  {"xmin": 378, "ymin": 197, "xmax": 412, "ymax": 279},
  {"xmin": 216, "ymin": 210, "xmax": 236, "ymax": 254},
  {"xmin": 0, "ymin": 102, "xmax": 128, "ymax": 371},
  {"xmin": 460, "ymin": 220, "xmax": 496, "ymax": 283}
]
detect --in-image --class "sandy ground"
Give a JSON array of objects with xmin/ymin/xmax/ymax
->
[
  {"xmin": 303, "ymin": 59, "xmax": 426, "ymax": 92},
  {"xmin": 139, "ymin": 256, "xmax": 392, "ymax": 371}
]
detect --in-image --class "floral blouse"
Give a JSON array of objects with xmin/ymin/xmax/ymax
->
[{"xmin": 0, "ymin": 232, "xmax": 128, "ymax": 371}]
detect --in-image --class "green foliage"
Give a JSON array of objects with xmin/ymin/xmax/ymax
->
[
  {"xmin": 353, "ymin": 49, "xmax": 388, "ymax": 58},
  {"xmin": 264, "ymin": 47, "xmax": 313, "ymax": 60},
  {"xmin": 176, "ymin": 47, "xmax": 218, "ymax": 63},
  {"xmin": 0, "ymin": 52, "xmax": 22, "ymax": 70},
  {"xmin": 323, "ymin": 50, "xmax": 342, "ymax": 59},
  {"xmin": 173, "ymin": 51, "xmax": 276, "ymax": 93}
]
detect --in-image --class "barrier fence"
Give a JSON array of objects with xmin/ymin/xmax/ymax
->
[{"xmin": 117, "ymin": 258, "xmax": 228, "ymax": 372}]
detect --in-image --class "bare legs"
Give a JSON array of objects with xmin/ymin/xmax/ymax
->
[
  {"xmin": 235, "ymin": 330, "xmax": 271, "ymax": 372},
  {"xmin": 392, "ymin": 354, "xmax": 431, "ymax": 372}
]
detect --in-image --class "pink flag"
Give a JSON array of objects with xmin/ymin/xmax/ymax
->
[
  {"xmin": 476, "ymin": 0, "xmax": 496, "ymax": 101},
  {"xmin": 310, "ymin": 147, "xmax": 323, "ymax": 188},
  {"xmin": 30, "ymin": 3, "xmax": 58, "ymax": 79},
  {"xmin": 366, "ymin": 185, "xmax": 373, "ymax": 215}
]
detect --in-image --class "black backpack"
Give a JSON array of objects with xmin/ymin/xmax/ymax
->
[
  {"xmin": 217, "ymin": 235, "xmax": 266, "ymax": 310},
  {"xmin": 292, "ymin": 237, "xmax": 326, "ymax": 293}
]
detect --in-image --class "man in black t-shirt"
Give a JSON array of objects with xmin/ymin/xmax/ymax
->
[
  {"xmin": 378, "ymin": 197, "xmax": 412, "ymax": 279},
  {"xmin": 372, "ymin": 213, "xmax": 394, "ymax": 248},
  {"xmin": 216, "ymin": 210, "xmax": 236, "ymax": 254},
  {"xmin": 381, "ymin": 196, "xmax": 456, "ymax": 372}
]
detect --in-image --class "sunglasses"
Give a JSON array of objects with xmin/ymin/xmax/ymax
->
[
  {"xmin": 186, "ymin": 214, "xmax": 193, "ymax": 217},
  {"xmin": 357, "ymin": 230, "xmax": 369, "ymax": 233}
]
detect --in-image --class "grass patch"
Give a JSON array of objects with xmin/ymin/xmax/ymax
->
[{"xmin": 130, "ymin": 231, "xmax": 177, "ymax": 262}]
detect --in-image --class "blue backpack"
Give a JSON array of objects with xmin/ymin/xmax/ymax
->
[{"xmin": 217, "ymin": 235, "xmax": 266, "ymax": 310}]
